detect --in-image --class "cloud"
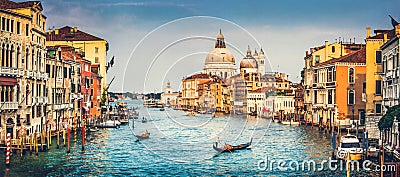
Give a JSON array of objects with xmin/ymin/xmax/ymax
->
[{"xmin": 93, "ymin": 1, "xmax": 195, "ymax": 8}]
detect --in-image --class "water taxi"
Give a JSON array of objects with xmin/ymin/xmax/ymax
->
[
  {"xmin": 187, "ymin": 111, "xmax": 196, "ymax": 117},
  {"xmin": 335, "ymin": 134, "xmax": 363, "ymax": 161},
  {"xmin": 281, "ymin": 119, "xmax": 300, "ymax": 126}
]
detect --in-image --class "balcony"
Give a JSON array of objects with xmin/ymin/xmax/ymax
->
[
  {"xmin": 26, "ymin": 70, "xmax": 34, "ymax": 78},
  {"xmin": 0, "ymin": 67, "xmax": 24, "ymax": 77},
  {"xmin": 56, "ymin": 77, "xmax": 63, "ymax": 82},
  {"xmin": 43, "ymin": 73, "xmax": 49, "ymax": 80},
  {"xmin": 32, "ymin": 97, "xmax": 37, "ymax": 104},
  {"xmin": 36, "ymin": 72, "xmax": 42, "ymax": 80},
  {"xmin": 0, "ymin": 102, "xmax": 18, "ymax": 110},
  {"xmin": 362, "ymin": 93, "xmax": 366, "ymax": 102}
]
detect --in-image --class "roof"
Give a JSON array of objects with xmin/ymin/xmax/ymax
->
[
  {"xmin": 367, "ymin": 29, "xmax": 395, "ymax": 39},
  {"xmin": 0, "ymin": 0, "xmax": 42, "ymax": 10},
  {"xmin": 183, "ymin": 73, "xmax": 211, "ymax": 80},
  {"xmin": 317, "ymin": 48, "xmax": 366, "ymax": 66},
  {"xmin": 47, "ymin": 26, "xmax": 105, "ymax": 41}
]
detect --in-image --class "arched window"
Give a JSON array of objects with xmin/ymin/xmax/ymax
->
[
  {"xmin": 5, "ymin": 44, "xmax": 9, "ymax": 67},
  {"xmin": 16, "ymin": 46, "xmax": 20, "ymax": 68},
  {"xmin": 25, "ymin": 48, "xmax": 29, "ymax": 70},
  {"xmin": 10, "ymin": 45, "xmax": 14, "ymax": 68},
  {"xmin": 1, "ymin": 44, "xmax": 4, "ymax": 66},
  {"xmin": 348, "ymin": 89, "xmax": 355, "ymax": 105},
  {"xmin": 332, "ymin": 46, "xmax": 336, "ymax": 53},
  {"xmin": 348, "ymin": 68, "xmax": 354, "ymax": 83}
]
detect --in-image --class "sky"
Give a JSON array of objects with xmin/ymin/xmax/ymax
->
[{"xmin": 35, "ymin": 0, "xmax": 400, "ymax": 93}]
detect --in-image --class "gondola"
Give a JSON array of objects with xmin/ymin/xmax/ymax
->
[
  {"xmin": 135, "ymin": 132, "xmax": 150, "ymax": 142},
  {"xmin": 213, "ymin": 138, "xmax": 252, "ymax": 153}
]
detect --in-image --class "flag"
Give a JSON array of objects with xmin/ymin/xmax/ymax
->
[
  {"xmin": 389, "ymin": 15, "xmax": 399, "ymax": 27},
  {"xmin": 110, "ymin": 56, "xmax": 115, "ymax": 67}
]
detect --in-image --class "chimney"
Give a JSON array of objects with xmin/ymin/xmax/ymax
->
[
  {"xmin": 325, "ymin": 40, "xmax": 328, "ymax": 61},
  {"xmin": 74, "ymin": 27, "xmax": 78, "ymax": 33},
  {"xmin": 366, "ymin": 27, "xmax": 371, "ymax": 38},
  {"xmin": 384, "ymin": 33, "xmax": 388, "ymax": 43},
  {"xmin": 55, "ymin": 29, "xmax": 59, "ymax": 35},
  {"xmin": 396, "ymin": 24, "xmax": 400, "ymax": 35}
]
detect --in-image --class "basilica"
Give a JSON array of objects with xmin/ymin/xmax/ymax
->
[{"xmin": 177, "ymin": 30, "xmax": 293, "ymax": 115}]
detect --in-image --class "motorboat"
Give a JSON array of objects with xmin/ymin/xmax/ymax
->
[
  {"xmin": 281, "ymin": 119, "xmax": 300, "ymax": 126},
  {"xmin": 334, "ymin": 134, "xmax": 363, "ymax": 161}
]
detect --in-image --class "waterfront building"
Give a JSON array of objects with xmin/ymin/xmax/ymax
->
[
  {"xmin": 161, "ymin": 81, "xmax": 179, "ymax": 107},
  {"xmin": 381, "ymin": 24, "xmax": 400, "ymax": 108},
  {"xmin": 46, "ymin": 26, "xmax": 109, "ymax": 93},
  {"xmin": 302, "ymin": 40, "xmax": 364, "ymax": 127},
  {"xmin": 265, "ymin": 95, "xmax": 295, "ymax": 119},
  {"xmin": 45, "ymin": 46, "xmax": 80, "ymax": 132},
  {"xmin": 203, "ymin": 30, "xmax": 236, "ymax": 82},
  {"xmin": 365, "ymin": 27, "xmax": 395, "ymax": 139},
  {"xmin": 0, "ymin": 0, "xmax": 47, "ymax": 142},
  {"xmin": 294, "ymin": 83, "xmax": 304, "ymax": 121},
  {"xmin": 89, "ymin": 64, "xmax": 102, "ymax": 117},
  {"xmin": 247, "ymin": 88, "xmax": 266, "ymax": 115},
  {"xmin": 180, "ymin": 73, "xmax": 212, "ymax": 111},
  {"xmin": 311, "ymin": 48, "xmax": 366, "ymax": 128},
  {"xmin": 201, "ymin": 75, "xmax": 231, "ymax": 113}
]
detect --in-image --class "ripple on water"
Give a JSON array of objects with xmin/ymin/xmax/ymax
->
[{"xmin": 0, "ymin": 100, "xmax": 374, "ymax": 176}]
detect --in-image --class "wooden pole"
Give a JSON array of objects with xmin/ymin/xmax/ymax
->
[
  {"xmin": 5, "ymin": 133, "xmax": 11, "ymax": 167},
  {"xmin": 381, "ymin": 145, "xmax": 384, "ymax": 177},
  {"xmin": 67, "ymin": 125, "xmax": 71, "ymax": 153},
  {"xmin": 29, "ymin": 134, "xmax": 32, "ymax": 152},
  {"xmin": 82, "ymin": 119, "xmax": 85, "ymax": 151},
  {"xmin": 35, "ymin": 132, "xmax": 38, "ymax": 155},
  {"xmin": 47, "ymin": 129, "xmax": 50, "ymax": 150},
  {"xmin": 63, "ymin": 129, "xmax": 66, "ymax": 147},
  {"xmin": 41, "ymin": 131, "xmax": 44, "ymax": 151},
  {"xmin": 57, "ymin": 129, "xmax": 60, "ymax": 149},
  {"xmin": 19, "ymin": 137, "xmax": 22, "ymax": 157}
]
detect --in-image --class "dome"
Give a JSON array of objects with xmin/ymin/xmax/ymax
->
[
  {"xmin": 240, "ymin": 46, "xmax": 258, "ymax": 68},
  {"xmin": 205, "ymin": 48, "xmax": 235, "ymax": 64},
  {"xmin": 240, "ymin": 57, "xmax": 258, "ymax": 68}
]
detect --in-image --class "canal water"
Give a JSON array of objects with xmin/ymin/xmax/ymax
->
[{"xmin": 1, "ymin": 100, "xmax": 372, "ymax": 176}]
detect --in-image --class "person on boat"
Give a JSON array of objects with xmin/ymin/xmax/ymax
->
[
  {"xmin": 216, "ymin": 137, "xmax": 221, "ymax": 146},
  {"xmin": 145, "ymin": 129, "xmax": 149, "ymax": 135}
]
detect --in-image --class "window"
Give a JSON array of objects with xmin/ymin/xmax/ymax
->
[
  {"xmin": 375, "ymin": 103, "xmax": 382, "ymax": 114},
  {"xmin": 1, "ymin": 17, "xmax": 4, "ymax": 31},
  {"xmin": 6, "ymin": 18, "xmax": 9, "ymax": 32},
  {"xmin": 376, "ymin": 51, "xmax": 382, "ymax": 63},
  {"xmin": 348, "ymin": 68, "xmax": 354, "ymax": 83},
  {"xmin": 16, "ymin": 22, "xmax": 20, "ymax": 34},
  {"xmin": 328, "ymin": 90, "xmax": 332, "ymax": 104},
  {"xmin": 25, "ymin": 24, "xmax": 29, "ymax": 36},
  {"xmin": 10, "ymin": 20, "xmax": 13, "ymax": 33},
  {"xmin": 348, "ymin": 89, "xmax": 355, "ymax": 105},
  {"xmin": 314, "ymin": 90, "xmax": 317, "ymax": 104},
  {"xmin": 327, "ymin": 67, "xmax": 333, "ymax": 82},
  {"xmin": 375, "ymin": 80, "xmax": 382, "ymax": 95},
  {"xmin": 315, "ymin": 55, "xmax": 320, "ymax": 64},
  {"xmin": 362, "ymin": 81, "xmax": 366, "ymax": 93},
  {"xmin": 95, "ymin": 57, "xmax": 99, "ymax": 63},
  {"xmin": 332, "ymin": 46, "xmax": 335, "ymax": 53},
  {"xmin": 95, "ymin": 47, "xmax": 99, "ymax": 53}
]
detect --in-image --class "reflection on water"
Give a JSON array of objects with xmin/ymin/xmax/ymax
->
[{"xmin": 0, "ymin": 100, "xmax": 371, "ymax": 176}]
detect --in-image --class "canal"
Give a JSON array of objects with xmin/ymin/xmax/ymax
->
[{"xmin": 0, "ymin": 100, "xmax": 372, "ymax": 176}]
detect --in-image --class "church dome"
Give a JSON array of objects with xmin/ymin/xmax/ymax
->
[
  {"xmin": 240, "ymin": 46, "xmax": 258, "ymax": 68},
  {"xmin": 205, "ymin": 48, "xmax": 235, "ymax": 64},
  {"xmin": 205, "ymin": 30, "xmax": 235, "ymax": 64}
]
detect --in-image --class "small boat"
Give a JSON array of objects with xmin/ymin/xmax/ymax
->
[
  {"xmin": 135, "ymin": 131, "xmax": 150, "ymax": 142},
  {"xmin": 334, "ymin": 134, "xmax": 363, "ymax": 161},
  {"xmin": 249, "ymin": 111, "xmax": 257, "ymax": 116},
  {"xmin": 97, "ymin": 120, "xmax": 121, "ymax": 128},
  {"xmin": 142, "ymin": 117, "xmax": 148, "ymax": 123},
  {"xmin": 281, "ymin": 119, "xmax": 300, "ymax": 126},
  {"xmin": 120, "ymin": 119, "xmax": 129, "ymax": 125},
  {"xmin": 160, "ymin": 108, "xmax": 165, "ymax": 111},
  {"xmin": 187, "ymin": 111, "xmax": 196, "ymax": 116},
  {"xmin": 89, "ymin": 127, "xmax": 99, "ymax": 132},
  {"xmin": 213, "ymin": 139, "xmax": 252, "ymax": 153}
]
